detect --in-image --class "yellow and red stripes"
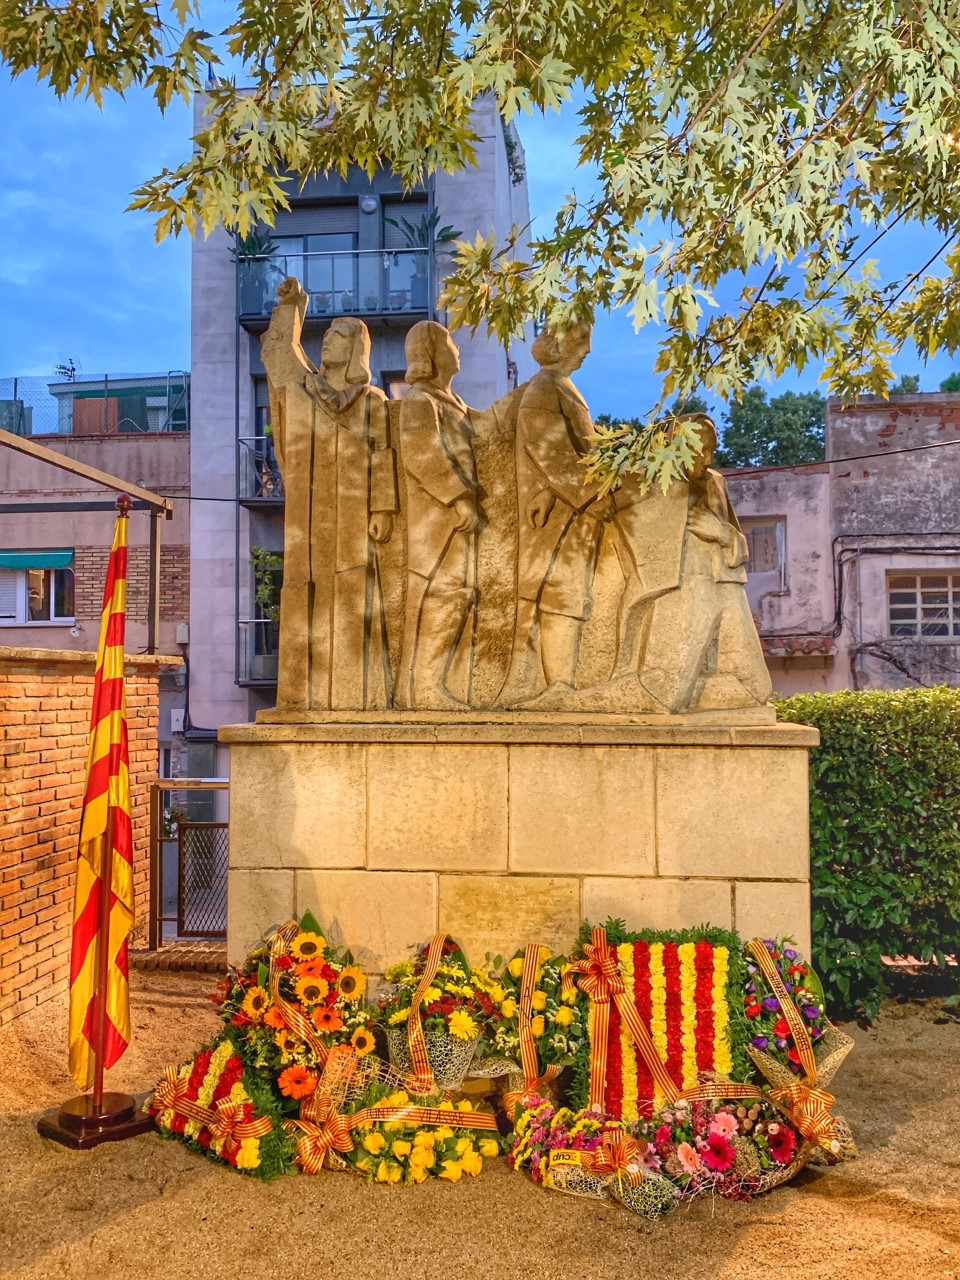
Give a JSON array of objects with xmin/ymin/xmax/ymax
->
[
  {"xmin": 68, "ymin": 509, "xmax": 134, "ymax": 1090},
  {"xmin": 600, "ymin": 941, "xmax": 735, "ymax": 1119}
]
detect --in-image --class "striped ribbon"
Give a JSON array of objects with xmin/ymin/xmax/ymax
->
[
  {"xmin": 282, "ymin": 1046, "xmax": 498, "ymax": 1175},
  {"xmin": 153, "ymin": 1064, "xmax": 273, "ymax": 1159},
  {"xmin": 747, "ymin": 939, "xmax": 841, "ymax": 1153},
  {"xmin": 565, "ymin": 928, "xmax": 761, "ymax": 1111},
  {"xmin": 405, "ymin": 933, "xmax": 452, "ymax": 1094},
  {"xmin": 269, "ymin": 921, "xmax": 330, "ymax": 1065},
  {"xmin": 68, "ymin": 502, "xmax": 135, "ymax": 1090},
  {"xmin": 582, "ymin": 1129, "xmax": 647, "ymax": 1187},
  {"xmin": 504, "ymin": 943, "xmax": 561, "ymax": 1117}
]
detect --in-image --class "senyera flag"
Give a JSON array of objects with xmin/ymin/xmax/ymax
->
[{"xmin": 68, "ymin": 497, "xmax": 135, "ymax": 1093}]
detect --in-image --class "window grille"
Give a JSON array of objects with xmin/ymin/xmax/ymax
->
[{"xmin": 888, "ymin": 572, "xmax": 960, "ymax": 638}]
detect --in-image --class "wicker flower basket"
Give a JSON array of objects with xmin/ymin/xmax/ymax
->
[{"xmin": 385, "ymin": 1025, "xmax": 480, "ymax": 1090}]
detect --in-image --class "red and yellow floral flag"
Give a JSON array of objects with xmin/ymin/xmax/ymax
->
[{"xmin": 68, "ymin": 504, "xmax": 135, "ymax": 1090}]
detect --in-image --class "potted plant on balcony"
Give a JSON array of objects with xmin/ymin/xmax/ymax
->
[
  {"xmin": 231, "ymin": 227, "xmax": 278, "ymax": 316},
  {"xmin": 385, "ymin": 209, "xmax": 461, "ymax": 309},
  {"xmin": 363, "ymin": 293, "xmax": 379, "ymax": 311},
  {"xmin": 340, "ymin": 289, "xmax": 356, "ymax": 312}
]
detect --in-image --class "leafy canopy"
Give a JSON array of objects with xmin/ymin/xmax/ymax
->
[
  {"xmin": 7, "ymin": 0, "xmax": 960, "ymax": 480},
  {"xmin": 713, "ymin": 386, "xmax": 825, "ymax": 469}
]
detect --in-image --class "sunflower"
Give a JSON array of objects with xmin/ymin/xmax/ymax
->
[
  {"xmin": 311, "ymin": 1006, "xmax": 344, "ymax": 1033},
  {"xmin": 295, "ymin": 975, "xmax": 330, "ymax": 1006},
  {"xmin": 277, "ymin": 1064, "xmax": 318, "ymax": 1100},
  {"xmin": 274, "ymin": 1029, "xmax": 303, "ymax": 1061},
  {"xmin": 291, "ymin": 931, "xmax": 326, "ymax": 960},
  {"xmin": 351, "ymin": 1027, "xmax": 375, "ymax": 1057},
  {"xmin": 240, "ymin": 986, "xmax": 270, "ymax": 1020},
  {"xmin": 337, "ymin": 966, "xmax": 367, "ymax": 1002}
]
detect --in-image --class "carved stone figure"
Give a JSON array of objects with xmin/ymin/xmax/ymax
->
[
  {"xmin": 262, "ymin": 279, "xmax": 397, "ymax": 711},
  {"xmin": 607, "ymin": 416, "xmax": 773, "ymax": 712},
  {"xmin": 498, "ymin": 323, "xmax": 608, "ymax": 705},
  {"xmin": 394, "ymin": 321, "xmax": 482, "ymax": 710}
]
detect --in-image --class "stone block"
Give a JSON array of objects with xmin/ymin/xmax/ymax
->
[
  {"xmin": 229, "ymin": 743, "xmax": 365, "ymax": 869},
  {"xmin": 656, "ymin": 747, "xmax": 809, "ymax": 879},
  {"xmin": 735, "ymin": 880, "xmax": 811, "ymax": 957},
  {"xmin": 227, "ymin": 869, "xmax": 294, "ymax": 967},
  {"xmin": 509, "ymin": 746, "xmax": 655, "ymax": 875},
  {"xmin": 582, "ymin": 876, "xmax": 733, "ymax": 932},
  {"xmin": 294, "ymin": 870, "xmax": 437, "ymax": 971},
  {"xmin": 367, "ymin": 745, "xmax": 508, "ymax": 871},
  {"xmin": 438, "ymin": 875, "xmax": 580, "ymax": 963}
]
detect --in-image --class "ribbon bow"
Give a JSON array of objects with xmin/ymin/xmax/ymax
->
[
  {"xmin": 208, "ymin": 1097, "xmax": 274, "ymax": 1159},
  {"xmin": 563, "ymin": 930, "xmax": 625, "ymax": 1004},
  {"xmin": 582, "ymin": 1130, "xmax": 647, "ymax": 1187},
  {"xmin": 152, "ymin": 1064, "xmax": 191, "ymax": 1113},
  {"xmin": 284, "ymin": 1092, "xmax": 355, "ymax": 1175},
  {"xmin": 768, "ymin": 1081, "xmax": 841, "ymax": 1154}
]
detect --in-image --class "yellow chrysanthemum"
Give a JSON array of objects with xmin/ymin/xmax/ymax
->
[
  {"xmin": 388, "ymin": 1007, "xmax": 410, "ymax": 1026},
  {"xmin": 423, "ymin": 986, "xmax": 442, "ymax": 1004},
  {"xmin": 351, "ymin": 1027, "xmax": 375, "ymax": 1057},
  {"xmin": 338, "ymin": 966, "xmax": 367, "ymax": 1002},
  {"xmin": 531, "ymin": 990, "xmax": 547, "ymax": 1012},
  {"xmin": 291, "ymin": 931, "xmax": 326, "ymax": 960},
  {"xmin": 240, "ymin": 986, "xmax": 270, "ymax": 1020},
  {"xmin": 447, "ymin": 1009, "xmax": 479, "ymax": 1042},
  {"xmin": 294, "ymin": 975, "xmax": 329, "ymax": 1006}
]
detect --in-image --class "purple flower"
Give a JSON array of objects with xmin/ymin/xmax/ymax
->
[
  {"xmin": 751, "ymin": 1035, "xmax": 769, "ymax": 1050},
  {"xmin": 762, "ymin": 996, "xmax": 780, "ymax": 1012},
  {"xmin": 784, "ymin": 948, "xmax": 798, "ymax": 961},
  {"xmin": 746, "ymin": 983, "xmax": 756, "ymax": 994},
  {"xmin": 802, "ymin": 1005, "xmax": 820, "ymax": 1021},
  {"xmin": 776, "ymin": 1038, "xmax": 788, "ymax": 1050},
  {"xmin": 763, "ymin": 939, "xmax": 776, "ymax": 950}
]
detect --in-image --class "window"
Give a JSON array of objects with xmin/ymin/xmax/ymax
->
[
  {"xmin": 381, "ymin": 371, "xmax": 410, "ymax": 399},
  {"xmin": 888, "ymin": 572, "xmax": 960, "ymax": 639},
  {"xmin": 0, "ymin": 552, "xmax": 75, "ymax": 624}
]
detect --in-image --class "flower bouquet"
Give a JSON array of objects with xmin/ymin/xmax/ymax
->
[
  {"xmin": 489, "ymin": 944, "xmax": 589, "ymax": 1117},
  {"xmin": 214, "ymin": 910, "xmax": 377, "ymax": 1096},
  {"xmin": 375, "ymin": 934, "xmax": 504, "ymax": 1090}
]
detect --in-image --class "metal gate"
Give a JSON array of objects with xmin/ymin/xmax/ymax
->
[{"xmin": 177, "ymin": 822, "xmax": 229, "ymax": 938}]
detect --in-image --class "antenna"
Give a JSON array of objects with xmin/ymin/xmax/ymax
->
[{"xmin": 53, "ymin": 358, "xmax": 78, "ymax": 381}]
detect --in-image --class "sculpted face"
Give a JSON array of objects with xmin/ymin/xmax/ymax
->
[
  {"xmin": 434, "ymin": 330, "xmax": 461, "ymax": 383},
  {"xmin": 321, "ymin": 324, "xmax": 353, "ymax": 369},
  {"xmin": 689, "ymin": 424, "xmax": 715, "ymax": 479},
  {"xmin": 558, "ymin": 325, "xmax": 591, "ymax": 374}
]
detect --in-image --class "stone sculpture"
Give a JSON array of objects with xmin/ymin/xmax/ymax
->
[
  {"xmin": 394, "ymin": 321, "xmax": 482, "ymax": 710},
  {"xmin": 260, "ymin": 287, "xmax": 771, "ymax": 718},
  {"xmin": 262, "ymin": 279, "xmax": 397, "ymax": 711}
]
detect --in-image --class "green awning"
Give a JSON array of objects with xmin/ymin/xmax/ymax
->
[{"xmin": 0, "ymin": 550, "xmax": 74, "ymax": 570}]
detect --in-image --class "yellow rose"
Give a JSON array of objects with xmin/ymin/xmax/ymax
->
[
  {"xmin": 460, "ymin": 1147, "xmax": 483, "ymax": 1177},
  {"xmin": 561, "ymin": 987, "xmax": 578, "ymax": 1005},
  {"xmin": 479, "ymin": 1138, "xmax": 500, "ymax": 1159},
  {"xmin": 554, "ymin": 1005, "xmax": 575, "ymax": 1027},
  {"xmin": 385, "ymin": 1091, "xmax": 410, "ymax": 1107},
  {"xmin": 409, "ymin": 1164, "xmax": 428, "ymax": 1183},
  {"xmin": 409, "ymin": 1146, "xmax": 436, "ymax": 1169},
  {"xmin": 355, "ymin": 1156, "xmax": 373, "ymax": 1173},
  {"xmin": 530, "ymin": 1015, "xmax": 545, "ymax": 1038},
  {"xmin": 456, "ymin": 1100, "xmax": 474, "ymax": 1113},
  {"xmin": 507, "ymin": 957, "xmax": 525, "ymax": 980},
  {"xmin": 455, "ymin": 1137, "xmax": 472, "ymax": 1155},
  {"xmin": 392, "ymin": 1140, "xmax": 412, "ymax": 1158},
  {"xmin": 363, "ymin": 1132, "xmax": 386, "ymax": 1155},
  {"xmin": 531, "ymin": 990, "xmax": 547, "ymax": 1012},
  {"xmin": 413, "ymin": 1131, "xmax": 436, "ymax": 1147},
  {"xmin": 433, "ymin": 1126, "xmax": 455, "ymax": 1141},
  {"xmin": 501, "ymin": 998, "xmax": 517, "ymax": 1020},
  {"xmin": 489, "ymin": 984, "xmax": 505, "ymax": 1004},
  {"xmin": 376, "ymin": 1160, "xmax": 402, "ymax": 1184},
  {"xmin": 439, "ymin": 1159, "xmax": 463, "ymax": 1182}
]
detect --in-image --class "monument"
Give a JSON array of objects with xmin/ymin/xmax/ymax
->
[{"xmin": 221, "ymin": 281, "xmax": 817, "ymax": 973}]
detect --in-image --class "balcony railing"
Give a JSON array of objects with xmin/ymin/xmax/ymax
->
[
  {"xmin": 238, "ymin": 618, "xmax": 279, "ymax": 684},
  {"xmin": 239, "ymin": 435, "xmax": 284, "ymax": 503},
  {"xmin": 238, "ymin": 249, "xmax": 436, "ymax": 321}
]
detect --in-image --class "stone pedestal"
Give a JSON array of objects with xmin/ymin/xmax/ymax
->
[{"xmin": 219, "ymin": 715, "xmax": 818, "ymax": 969}]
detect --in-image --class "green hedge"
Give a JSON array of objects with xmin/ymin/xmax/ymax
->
[{"xmin": 775, "ymin": 687, "xmax": 960, "ymax": 1019}]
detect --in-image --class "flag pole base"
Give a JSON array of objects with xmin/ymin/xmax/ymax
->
[{"xmin": 37, "ymin": 1092, "xmax": 155, "ymax": 1150}]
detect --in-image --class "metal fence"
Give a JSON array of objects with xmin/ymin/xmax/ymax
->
[
  {"xmin": 0, "ymin": 371, "xmax": 190, "ymax": 437},
  {"xmin": 150, "ymin": 778, "xmax": 229, "ymax": 946}
]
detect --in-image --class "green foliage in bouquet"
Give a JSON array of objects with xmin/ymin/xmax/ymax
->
[
  {"xmin": 489, "ymin": 945, "xmax": 589, "ymax": 1071},
  {"xmin": 775, "ymin": 687, "xmax": 960, "ymax": 1019}
]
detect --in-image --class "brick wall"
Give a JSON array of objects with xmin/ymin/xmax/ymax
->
[
  {"xmin": 74, "ymin": 545, "xmax": 190, "ymax": 624},
  {"xmin": 0, "ymin": 647, "xmax": 176, "ymax": 1026}
]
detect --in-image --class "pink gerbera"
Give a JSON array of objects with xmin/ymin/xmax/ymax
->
[
  {"xmin": 677, "ymin": 1141, "xmax": 701, "ymax": 1175},
  {"xmin": 768, "ymin": 1125, "xmax": 798, "ymax": 1165},
  {"xmin": 701, "ymin": 1131, "xmax": 737, "ymax": 1173},
  {"xmin": 709, "ymin": 1111, "xmax": 738, "ymax": 1139}
]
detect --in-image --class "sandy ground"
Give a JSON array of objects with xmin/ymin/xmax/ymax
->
[{"xmin": 0, "ymin": 971, "xmax": 958, "ymax": 1280}]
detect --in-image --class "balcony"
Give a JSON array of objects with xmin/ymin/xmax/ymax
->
[
  {"xmin": 238, "ymin": 249, "xmax": 435, "ymax": 329},
  {"xmin": 239, "ymin": 435, "xmax": 284, "ymax": 505},
  {"xmin": 238, "ymin": 618, "xmax": 279, "ymax": 685}
]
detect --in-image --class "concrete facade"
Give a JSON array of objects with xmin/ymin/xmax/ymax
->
[
  {"xmin": 221, "ymin": 720, "xmax": 817, "ymax": 971},
  {"xmin": 725, "ymin": 392, "xmax": 960, "ymax": 694}
]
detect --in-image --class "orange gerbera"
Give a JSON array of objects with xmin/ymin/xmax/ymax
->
[
  {"xmin": 295, "ymin": 958, "xmax": 325, "ymax": 980},
  {"xmin": 278, "ymin": 1065, "xmax": 318, "ymax": 1100},
  {"xmin": 351, "ymin": 1027, "xmax": 375, "ymax": 1057},
  {"xmin": 311, "ymin": 1006, "xmax": 344, "ymax": 1033},
  {"xmin": 263, "ymin": 1006, "xmax": 286, "ymax": 1030},
  {"xmin": 295, "ymin": 975, "xmax": 330, "ymax": 1006}
]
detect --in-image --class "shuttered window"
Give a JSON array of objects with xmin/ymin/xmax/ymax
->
[{"xmin": 0, "ymin": 569, "xmax": 17, "ymax": 618}]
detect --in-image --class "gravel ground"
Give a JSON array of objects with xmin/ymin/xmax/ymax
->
[{"xmin": 0, "ymin": 970, "xmax": 958, "ymax": 1280}]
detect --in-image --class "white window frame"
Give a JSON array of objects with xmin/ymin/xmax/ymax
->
[
  {"xmin": 740, "ymin": 517, "xmax": 787, "ymax": 591},
  {"xmin": 0, "ymin": 565, "xmax": 76, "ymax": 625},
  {"xmin": 887, "ymin": 570, "xmax": 960, "ymax": 641}
]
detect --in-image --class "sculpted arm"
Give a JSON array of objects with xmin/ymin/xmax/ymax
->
[
  {"xmin": 368, "ymin": 393, "xmax": 397, "ymax": 543},
  {"xmin": 520, "ymin": 385, "xmax": 599, "ymax": 514}
]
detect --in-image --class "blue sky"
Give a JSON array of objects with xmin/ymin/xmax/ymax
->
[{"xmin": 0, "ymin": 68, "xmax": 956, "ymax": 418}]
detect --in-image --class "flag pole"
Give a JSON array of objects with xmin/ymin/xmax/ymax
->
[{"xmin": 37, "ymin": 494, "xmax": 153, "ymax": 1149}]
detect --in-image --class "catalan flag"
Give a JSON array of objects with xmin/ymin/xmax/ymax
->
[{"xmin": 68, "ymin": 503, "xmax": 134, "ymax": 1091}]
